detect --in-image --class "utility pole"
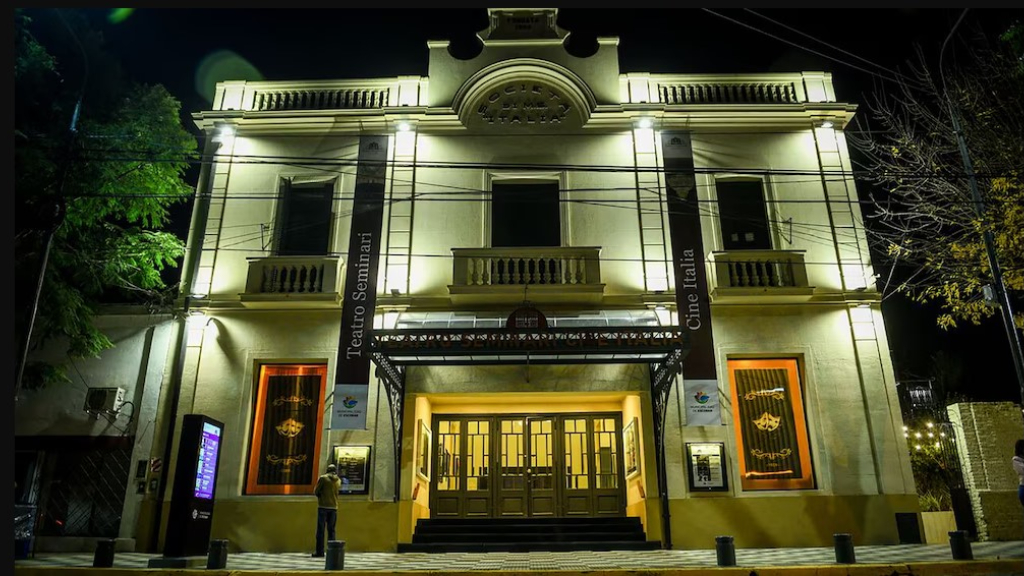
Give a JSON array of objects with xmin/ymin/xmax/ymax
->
[
  {"xmin": 940, "ymin": 9, "xmax": 1024, "ymax": 425},
  {"xmin": 15, "ymin": 98, "xmax": 79, "ymax": 401},
  {"xmin": 948, "ymin": 108, "xmax": 1024, "ymax": 421}
]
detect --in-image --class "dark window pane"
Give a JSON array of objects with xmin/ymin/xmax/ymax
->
[
  {"xmin": 491, "ymin": 182, "xmax": 560, "ymax": 247},
  {"xmin": 716, "ymin": 180, "xmax": 771, "ymax": 250},
  {"xmin": 278, "ymin": 182, "xmax": 333, "ymax": 255}
]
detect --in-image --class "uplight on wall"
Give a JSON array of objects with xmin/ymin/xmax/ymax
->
[
  {"xmin": 397, "ymin": 121, "xmax": 412, "ymax": 132},
  {"xmin": 636, "ymin": 117, "xmax": 654, "ymax": 130}
]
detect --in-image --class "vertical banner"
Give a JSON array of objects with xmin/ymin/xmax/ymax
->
[
  {"xmin": 662, "ymin": 132, "xmax": 720, "ymax": 426},
  {"xmin": 334, "ymin": 135, "xmax": 389, "ymax": 430}
]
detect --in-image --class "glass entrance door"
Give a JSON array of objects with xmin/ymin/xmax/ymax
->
[{"xmin": 430, "ymin": 413, "xmax": 626, "ymax": 519}]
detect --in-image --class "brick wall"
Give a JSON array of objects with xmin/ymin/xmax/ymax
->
[{"xmin": 946, "ymin": 402, "xmax": 1024, "ymax": 541}]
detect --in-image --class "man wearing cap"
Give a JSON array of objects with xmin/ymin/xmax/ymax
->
[{"xmin": 312, "ymin": 463, "xmax": 342, "ymax": 557}]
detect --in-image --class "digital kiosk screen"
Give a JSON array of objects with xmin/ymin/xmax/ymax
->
[{"xmin": 194, "ymin": 422, "xmax": 221, "ymax": 500}]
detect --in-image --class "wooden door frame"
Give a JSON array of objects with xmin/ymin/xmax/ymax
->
[{"xmin": 428, "ymin": 411, "xmax": 627, "ymax": 519}]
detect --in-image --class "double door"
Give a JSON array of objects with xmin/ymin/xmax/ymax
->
[{"xmin": 430, "ymin": 413, "xmax": 625, "ymax": 518}]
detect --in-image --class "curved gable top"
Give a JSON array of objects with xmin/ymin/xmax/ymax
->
[{"xmin": 453, "ymin": 59, "xmax": 597, "ymax": 131}]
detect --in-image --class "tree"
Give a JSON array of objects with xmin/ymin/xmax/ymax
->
[
  {"xmin": 850, "ymin": 22, "xmax": 1023, "ymax": 332},
  {"xmin": 15, "ymin": 9, "xmax": 197, "ymax": 390}
]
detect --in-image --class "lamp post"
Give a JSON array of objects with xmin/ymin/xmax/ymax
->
[{"xmin": 15, "ymin": 98, "xmax": 79, "ymax": 401}]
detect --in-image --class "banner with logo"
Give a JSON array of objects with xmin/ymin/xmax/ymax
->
[
  {"xmin": 333, "ymin": 135, "xmax": 389, "ymax": 430},
  {"xmin": 683, "ymin": 378, "xmax": 721, "ymax": 426},
  {"xmin": 331, "ymin": 384, "xmax": 369, "ymax": 429},
  {"xmin": 662, "ymin": 132, "xmax": 721, "ymax": 426}
]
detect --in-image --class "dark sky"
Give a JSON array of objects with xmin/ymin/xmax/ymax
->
[{"xmin": 40, "ymin": 8, "xmax": 1023, "ymax": 403}]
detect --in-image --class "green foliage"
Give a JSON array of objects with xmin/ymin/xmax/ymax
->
[
  {"xmin": 853, "ymin": 22, "xmax": 1024, "ymax": 332},
  {"xmin": 904, "ymin": 418, "xmax": 958, "ymax": 512},
  {"xmin": 15, "ymin": 9, "xmax": 197, "ymax": 389}
]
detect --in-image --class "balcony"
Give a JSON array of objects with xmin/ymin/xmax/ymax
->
[
  {"xmin": 240, "ymin": 256, "xmax": 344, "ymax": 308},
  {"xmin": 449, "ymin": 247, "xmax": 605, "ymax": 305},
  {"xmin": 708, "ymin": 250, "xmax": 814, "ymax": 303}
]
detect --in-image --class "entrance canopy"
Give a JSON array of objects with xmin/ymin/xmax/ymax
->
[
  {"xmin": 372, "ymin": 326, "xmax": 689, "ymax": 366},
  {"xmin": 369, "ymin": 324, "xmax": 688, "ymax": 548}
]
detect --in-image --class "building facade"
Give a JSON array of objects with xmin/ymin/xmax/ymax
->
[
  {"xmin": 138, "ymin": 8, "xmax": 918, "ymax": 552},
  {"xmin": 15, "ymin": 308, "xmax": 176, "ymax": 552}
]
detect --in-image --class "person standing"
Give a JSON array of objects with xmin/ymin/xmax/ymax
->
[
  {"xmin": 312, "ymin": 463, "xmax": 341, "ymax": 558},
  {"xmin": 1014, "ymin": 440, "xmax": 1024, "ymax": 513}
]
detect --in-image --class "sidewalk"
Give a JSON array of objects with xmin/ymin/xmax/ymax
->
[{"xmin": 13, "ymin": 541, "xmax": 1024, "ymax": 574}]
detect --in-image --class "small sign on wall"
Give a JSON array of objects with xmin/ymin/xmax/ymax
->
[
  {"xmin": 685, "ymin": 442, "xmax": 729, "ymax": 492},
  {"xmin": 333, "ymin": 445, "xmax": 371, "ymax": 495},
  {"xmin": 331, "ymin": 384, "xmax": 368, "ymax": 429}
]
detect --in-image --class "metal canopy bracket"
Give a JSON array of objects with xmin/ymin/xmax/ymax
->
[
  {"xmin": 372, "ymin": 351, "xmax": 405, "ymax": 502},
  {"xmin": 649, "ymin": 347, "xmax": 683, "ymax": 550}
]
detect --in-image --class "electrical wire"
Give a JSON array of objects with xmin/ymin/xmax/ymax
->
[
  {"xmin": 741, "ymin": 9, "xmax": 922, "ymax": 86},
  {"xmin": 701, "ymin": 9, "xmax": 909, "ymax": 87}
]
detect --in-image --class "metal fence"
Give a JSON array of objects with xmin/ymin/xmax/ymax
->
[{"xmin": 36, "ymin": 446, "xmax": 132, "ymax": 537}]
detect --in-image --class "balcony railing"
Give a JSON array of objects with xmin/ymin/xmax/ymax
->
[
  {"xmin": 241, "ymin": 256, "xmax": 344, "ymax": 308},
  {"xmin": 449, "ymin": 247, "xmax": 604, "ymax": 304},
  {"xmin": 709, "ymin": 250, "xmax": 813, "ymax": 302},
  {"xmin": 658, "ymin": 81, "xmax": 800, "ymax": 105},
  {"xmin": 252, "ymin": 88, "xmax": 389, "ymax": 111}
]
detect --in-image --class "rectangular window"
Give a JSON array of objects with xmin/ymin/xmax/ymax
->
[
  {"xmin": 715, "ymin": 179, "xmax": 771, "ymax": 250},
  {"xmin": 491, "ymin": 181, "xmax": 560, "ymax": 247},
  {"xmin": 728, "ymin": 358, "xmax": 814, "ymax": 490},
  {"xmin": 245, "ymin": 364, "xmax": 327, "ymax": 495},
  {"xmin": 276, "ymin": 179, "xmax": 334, "ymax": 255}
]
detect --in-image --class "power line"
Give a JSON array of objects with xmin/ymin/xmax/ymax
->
[
  {"xmin": 742, "ymin": 9, "xmax": 921, "ymax": 86},
  {"xmin": 700, "ymin": 8, "xmax": 909, "ymax": 87}
]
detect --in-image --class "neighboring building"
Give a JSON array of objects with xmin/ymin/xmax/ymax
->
[
  {"xmin": 15, "ymin": 308, "xmax": 176, "ymax": 552},
  {"xmin": 139, "ymin": 8, "xmax": 917, "ymax": 552}
]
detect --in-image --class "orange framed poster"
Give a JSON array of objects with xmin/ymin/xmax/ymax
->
[
  {"xmin": 245, "ymin": 364, "xmax": 327, "ymax": 495},
  {"xmin": 727, "ymin": 358, "xmax": 814, "ymax": 491}
]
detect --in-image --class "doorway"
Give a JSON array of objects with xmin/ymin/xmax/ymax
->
[{"xmin": 430, "ymin": 413, "xmax": 625, "ymax": 519}]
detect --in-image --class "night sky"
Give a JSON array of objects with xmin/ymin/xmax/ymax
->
[{"xmin": 34, "ymin": 8, "xmax": 1022, "ymax": 404}]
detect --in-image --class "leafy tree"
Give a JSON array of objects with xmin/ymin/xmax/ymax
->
[
  {"xmin": 850, "ymin": 22, "xmax": 1024, "ymax": 331},
  {"xmin": 15, "ymin": 9, "xmax": 197, "ymax": 389}
]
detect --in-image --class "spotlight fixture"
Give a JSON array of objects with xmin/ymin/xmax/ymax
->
[
  {"xmin": 390, "ymin": 288, "xmax": 402, "ymax": 296},
  {"xmin": 217, "ymin": 124, "xmax": 235, "ymax": 137},
  {"xmin": 397, "ymin": 121, "xmax": 412, "ymax": 132},
  {"xmin": 818, "ymin": 119, "xmax": 835, "ymax": 129},
  {"xmin": 636, "ymin": 117, "xmax": 654, "ymax": 129}
]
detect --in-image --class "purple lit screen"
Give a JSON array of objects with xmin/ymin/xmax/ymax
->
[{"xmin": 194, "ymin": 422, "xmax": 221, "ymax": 500}]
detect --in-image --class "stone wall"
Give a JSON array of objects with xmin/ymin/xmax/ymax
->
[{"xmin": 946, "ymin": 402, "xmax": 1024, "ymax": 540}]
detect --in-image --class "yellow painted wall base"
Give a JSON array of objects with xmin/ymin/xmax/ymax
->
[
  {"xmin": 135, "ymin": 499, "xmax": 400, "ymax": 553},
  {"xmin": 669, "ymin": 494, "xmax": 920, "ymax": 549},
  {"xmin": 210, "ymin": 500, "xmax": 399, "ymax": 552}
]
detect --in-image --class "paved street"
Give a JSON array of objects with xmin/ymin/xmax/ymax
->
[{"xmin": 14, "ymin": 540, "xmax": 1024, "ymax": 572}]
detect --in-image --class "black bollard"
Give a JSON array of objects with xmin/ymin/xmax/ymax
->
[
  {"xmin": 325, "ymin": 540, "xmax": 345, "ymax": 570},
  {"xmin": 93, "ymin": 539, "xmax": 115, "ymax": 568},
  {"xmin": 207, "ymin": 539, "xmax": 229, "ymax": 570},
  {"xmin": 833, "ymin": 533, "xmax": 856, "ymax": 564},
  {"xmin": 715, "ymin": 535, "xmax": 736, "ymax": 567},
  {"xmin": 948, "ymin": 530, "xmax": 973, "ymax": 560}
]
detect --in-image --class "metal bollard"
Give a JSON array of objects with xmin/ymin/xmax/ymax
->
[
  {"xmin": 948, "ymin": 530, "xmax": 973, "ymax": 560},
  {"xmin": 207, "ymin": 539, "xmax": 229, "ymax": 570},
  {"xmin": 325, "ymin": 540, "xmax": 345, "ymax": 570},
  {"xmin": 833, "ymin": 533, "xmax": 856, "ymax": 564},
  {"xmin": 93, "ymin": 539, "xmax": 115, "ymax": 568},
  {"xmin": 715, "ymin": 535, "xmax": 736, "ymax": 567}
]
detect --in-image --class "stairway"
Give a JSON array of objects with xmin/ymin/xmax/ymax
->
[{"xmin": 399, "ymin": 516, "xmax": 661, "ymax": 552}]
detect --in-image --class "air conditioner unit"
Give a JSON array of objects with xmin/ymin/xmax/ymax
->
[{"xmin": 84, "ymin": 387, "xmax": 126, "ymax": 414}]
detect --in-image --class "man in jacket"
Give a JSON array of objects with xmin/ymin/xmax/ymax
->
[{"xmin": 312, "ymin": 463, "xmax": 342, "ymax": 557}]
